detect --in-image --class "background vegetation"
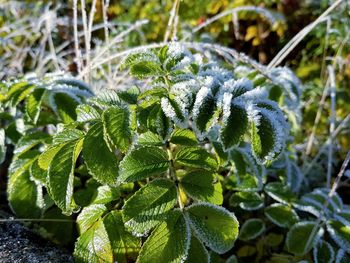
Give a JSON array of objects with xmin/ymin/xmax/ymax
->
[{"xmin": 0, "ymin": 0, "xmax": 350, "ymax": 262}]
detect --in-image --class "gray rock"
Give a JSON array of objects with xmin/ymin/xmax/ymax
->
[{"xmin": 0, "ymin": 221, "xmax": 74, "ymax": 263}]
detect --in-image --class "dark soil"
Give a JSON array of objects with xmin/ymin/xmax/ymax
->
[{"xmin": 0, "ymin": 218, "xmax": 73, "ymax": 263}]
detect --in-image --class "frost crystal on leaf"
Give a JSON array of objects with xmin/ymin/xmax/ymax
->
[{"xmin": 160, "ymin": 97, "xmax": 186, "ymax": 128}]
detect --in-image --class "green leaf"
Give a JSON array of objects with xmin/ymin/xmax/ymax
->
[
  {"xmin": 91, "ymin": 185, "xmax": 120, "ymax": 205},
  {"xmin": 48, "ymin": 139, "xmax": 83, "ymax": 215},
  {"xmin": 264, "ymin": 182, "xmax": 296, "ymax": 204},
  {"xmin": 117, "ymin": 86, "xmax": 140, "ymax": 104},
  {"xmin": 147, "ymin": 104, "xmax": 172, "ymax": 140},
  {"xmin": 212, "ymin": 141, "xmax": 228, "ymax": 166},
  {"xmin": 180, "ymin": 170, "xmax": 223, "ymax": 205},
  {"xmin": 53, "ymin": 79, "xmax": 93, "ymax": 95},
  {"xmin": 220, "ymin": 103, "xmax": 248, "ymax": 150},
  {"xmin": 38, "ymin": 144, "xmax": 64, "ymax": 170},
  {"xmin": 14, "ymin": 131, "xmax": 51, "ymax": 155},
  {"xmin": 227, "ymin": 173, "xmax": 262, "ymax": 192},
  {"xmin": 286, "ymin": 221, "xmax": 324, "ymax": 255},
  {"xmin": 53, "ymin": 92, "xmax": 79, "ymax": 123},
  {"xmin": 313, "ymin": 241, "xmax": 335, "ymax": 263},
  {"xmin": 137, "ymin": 210, "xmax": 190, "ymax": 263},
  {"xmin": 8, "ymin": 170, "xmax": 43, "ymax": 218},
  {"xmin": 137, "ymin": 131, "xmax": 163, "ymax": 146},
  {"xmin": 192, "ymin": 88, "xmax": 217, "ymax": 135},
  {"xmin": 76, "ymin": 104, "xmax": 101, "ymax": 122},
  {"xmin": 30, "ymin": 159, "xmax": 47, "ymax": 186},
  {"xmin": 250, "ymin": 111, "xmax": 283, "ymax": 163},
  {"xmin": 90, "ymin": 90, "xmax": 121, "ymax": 108},
  {"xmin": 138, "ymin": 87, "xmax": 167, "ymax": 100},
  {"xmin": 123, "ymin": 52, "xmax": 159, "ymax": 68},
  {"xmin": 102, "ymin": 106, "xmax": 132, "ymax": 153},
  {"xmin": 225, "ymin": 255, "xmax": 238, "ymax": 263},
  {"xmin": 335, "ymin": 249, "xmax": 350, "ymax": 263},
  {"xmin": 238, "ymin": 218, "xmax": 265, "ymax": 241},
  {"xmin": 185, "ymin": 234, "xmax": 209, "ymax": 263},
  {"xmin": 77, "ymin": 204, "xmax": 107, "ymax": 233},
  {"xmin": 131, "ymin": 61, "xmax": 163, "ymax": 78},
  {"xmin": 122, "ymin": 179, "xmax": 177, "ymax": 235},
  {"xmin": 53, "ymin": 129, "xmax": 84, "ymax": 144},
  {"xmin": 0, "ymin": 128, "xmax": 6, "ymax": 164},
  {"xmin": 186, "ymin": 203, "xmax": 239, "ymax": 254},
  {"xmin": 175, "ymin": 147, "xmax": 217, "ymax": 171},
  {"xmin": 264, "ymin": 204, "xmax": 299, "ymax": 228},
  {"xmin": 265, "ymin": 233, "xmax": 284, "ymax": 247},
  {"xmin": 104, "ymin": 211, "xmax": 141, "ymax": 263},
  {"xmin": 119, "ymin": 146, "xmax": 169, "ymax": 183},
  {"xmin": 170, "ymin": 129, "xmax": 198, "ymax": 146},
  {"xmin": 229, "ymin": 191, "xmax": 264, "ymax": 210},
  {"xmin": 74, "ymin": 219, "xmax": 113, "ymax": 263},
  {"xmin": 83, "ymin": 122, "xmax": 119, "ymax": 185},
  {"xmin": 326, "ymin": 220, "xmax": 350, "ymax": 253},
  {"xmin": 9, "ymin": 83, "xmax": 35, "ymax": 106},
  {"xmin": 26, "ymin": 88, "xmax": 45, "ymax": 123},
  {"xmin": 297, "ymin": 188, "xmax": 343, "ymax": 216},
  {"xmin": 164, "ymin": 95, "xmax": 186, "ymax": 123}
]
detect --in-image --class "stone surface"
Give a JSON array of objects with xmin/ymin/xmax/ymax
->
[{"xmin": 0, "ymin": 221, "xmax": 74, "ymax": 263}]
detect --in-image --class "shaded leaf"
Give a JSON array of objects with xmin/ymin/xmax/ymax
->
[{"xmin": 239, "ymin": 218, "xmax": 265, "ymax": 241}]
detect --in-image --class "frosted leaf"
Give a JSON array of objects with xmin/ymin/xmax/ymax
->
[
  {"xmin": 335, "ymin": 211, "xmax": 350, "ymax": 226},
  {"xmin": 123, "ymin": 51, "xmax": 160, "ymax": 66},
  {"xmin": 233, "ymin": 65, "xmax": 251, "ymax": 78},
  {"xmin": 246, "ymin": 103, "xmax": 261, "ymax": 125},
  {"xmin": 230, "ymin": 146, "xmax": 266, "ymax": 179},
  {"xmin": 326, "ymin": 220, "xmax": 350, "ymax": 253},
  {"xmin": 193, "ymin": 53, "xmax": 203, "ymax": 65},
  {"xmin": 286, "ymin": 221, "xmax": 324, "ymax": 256},
  {"xmin": 335, "ymin": 249, "xmax": 350, "ymax": 263},
  {"xmin": 185, "ymin": 202, "xmax": 239, "ymax": 254},
  {"xmin": 269, "ymin": 67, "xmax": 302, "ymax": 110},
  {"xmin": 285, "ymin": 159, "xmax": 302, "ymax": 192},
  {"xmin": 255, "ymin": 99, "xmax": 289, "ymax": 131},
  {"xmin": 192, "ymin": 86, "xmax": 218, "ymax": 139},
  {"xmin": 160, "ymin": 97, "xmax": 187, "ymax": 128},
  {"xmin": 238, "ymin": 218, "xmax": 266, "ymax": 241},
  {"xmin": 170, "ymin": 79, "xmax": 200, "ymax": 120},
  {"xmin": 236, "ymin": 87, "xmax": 268, "ymax": 101},
  {"xmin": 164, "ymin": 42, "xmax": 194, "ymax": 71},
  {"xmin": 136, "ymin": 209, "xmax": 191, "ymax": 263},
  {"xmin": 197, "ymin": 76, "xmax": 219, "ymax": 91},
  {"xmin": 313, "ymin": 240, "xmax": 335, "ymax": 263},
  {"xmin": 223, "ymin": 78, "xmax": 253, "ymax": 98},
  {"xmin": 167, "ymin": 42, "xmax": 191, "ymax": 59},
  {"xmin": 299, "ymin": 188, "xmax": 343, "ymax": 217},
  {"xmin": 250, "ymin": 108, "xmax": 287, "ymax": 163},
  {"xmin": 199, "ymin": 64, "xmax": 233, "ymax": 83},
  {"xmin": 170, "ymin": 72, "xmax": 196, "ymax": 83},
  {"xmin": 221, "ymin": 93, "xmax": 233, "ymax": 122}
]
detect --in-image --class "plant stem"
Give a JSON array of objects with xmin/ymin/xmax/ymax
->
[{"xmin": 166, "ymin": 142, "xmax": 184, "ymax": 210}]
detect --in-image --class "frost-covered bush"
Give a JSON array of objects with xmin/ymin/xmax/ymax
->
[{"xmin": 1, "ymin": 44, "xmax": 350, "ymax": 263}]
